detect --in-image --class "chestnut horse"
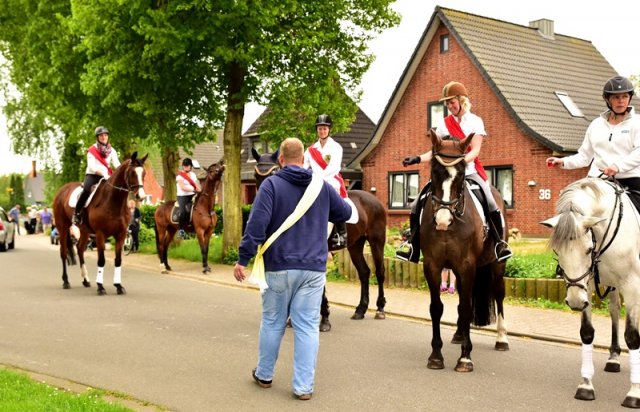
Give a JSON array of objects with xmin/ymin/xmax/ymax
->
[
  {"xmin": 52, "ymin": 152, "xmax": 148, "ymax": 295},
  {"xmin": 252, "ymin": 148, "xmax": 387, "ymax": 332},
  {"xmin": 154, "ymin": 159, "xmax": 225, "ymax": 274},
  {"xmin": 420, "ymin": 129, "xmax": 508, "ymax": 372}
]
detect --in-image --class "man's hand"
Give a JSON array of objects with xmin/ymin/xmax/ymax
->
[
  {"xmin": 402, "ymin": 156, "xmax": 421, "ymax": 167},
  {"xmin": 233, "ymin": 263, "xmax": 247, "ymax": 282}
]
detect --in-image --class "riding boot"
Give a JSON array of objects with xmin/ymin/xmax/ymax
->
[
  {"xmin": 489, "ymin": 210, "xmax": 512, "ymax": 262},
  {"xmin": 396, "ymin": 211, "xmax": 421, "ymax": 263},
  {"xmin": 330, "ymin": 222, "xmax": 347, "ymax": 249}
]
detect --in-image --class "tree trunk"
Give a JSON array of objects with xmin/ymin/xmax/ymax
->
[
  {"xmin": 222, "ymin": 61, "xmax": 247, "ymax": 259},
  {"xmin": 162, "ymin": 148, "xmax": 179, "ymax": 202}
]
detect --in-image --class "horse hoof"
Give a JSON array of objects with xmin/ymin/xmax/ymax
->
[
  {"xmin": 63, "ymin": 283, "xmax": 71, "ymax": 290},
  {"xmin": 319, "ymin": 320, "xmax": 332, "ymax": 332},
  {"xmin": 451, "ymin": 334, "xmax": 464, "ymax": 344},
  {"xmin": 374, "ymin": 311, "xmax": 386, "ymax": 320},
  {"xmin": 427, "ymin": 358, "xmax": 444, "ymax": 370},
  {"xmin": 604, "ymin": 361, "xmax": 620, "ymax": 373},
  {"xmin": 574, "ymin": 388, "xmax": 595, "ymax": 401},
  {"xmin": 622, "ymin": 396, "xmax": 640, "ymax": 408},
  {"xmin": 82, "ymin": 280, "xmax": 91, "ymax": 288},
  {"xmin": 350, "ymin": 312, "xmax": 365, "ymax": 320},
  {"xmin": 455, "ymin": 360, "xmax": 474, "ymax": 372},
  {"xmin": 97, "ymin": 288, "xmax": 106, "ymax": 296},
  {"xmin": 115, "ymin": 284, "xmax": 126, "ymax": 295},
  {"xmin": 495, "ymin": 342, "xmax": 510, "ymax": 351},
  {"xmin": 161, "ymin": 269, "xmax": 169, "ymax": 274}
]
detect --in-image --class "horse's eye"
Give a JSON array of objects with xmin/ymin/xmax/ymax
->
[{"xmin": 585, "ymin": 247, "xmax": 593, "ymax": 256}]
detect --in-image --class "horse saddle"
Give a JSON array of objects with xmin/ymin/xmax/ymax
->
[
  {"xmin": 171, "ymin": 203, "xmax": 194, "ymax": 225},
  {"xmin": 465, "ymin": 180, "xmax": 488, "ymax": 227},
  {"xmin": 68, "ymin": 180, "xmax": 105, "ymax": 208}
]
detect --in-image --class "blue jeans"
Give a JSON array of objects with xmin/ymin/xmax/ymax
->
[{"xmin": 255, "ymin": 269, "xmax": 325, "ymax": 395}]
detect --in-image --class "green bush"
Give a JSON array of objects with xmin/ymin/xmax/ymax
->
[
  {"xmin": 505, "ymin": 254, "xmax": 556, "ymax": 279},
  {"xmin": 222, "ymin": 247, "xmax": 239, "ymax": 265},
  {"xmin": 138, "ymin": 223, "xmax": 155, "ymax": 244},
  {"xmin": 140, "ymin": 204, "xmax": 158, "ymax": 229}
]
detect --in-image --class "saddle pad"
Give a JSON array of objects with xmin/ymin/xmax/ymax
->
[
  {"xmin": 466, "ymin": 182, "xmax": 487, "ymax": 227},
  {"xmin": 68, "ymin": 180, "xmax": 103, "ymax": 208},
  {"xmin": 171, "ymin": 203, "xmax": 195, "ymax": 225}
]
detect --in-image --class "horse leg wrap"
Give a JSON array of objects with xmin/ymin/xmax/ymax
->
[
  {"xmin": 96, "ymin": 267, "xmax": 104, "ymax": 285},
  {"xmin": 581, "ymin": 343, "xmax": 594, "ymax": 380},
  {"xmin": 113, "ymin": 266, "xmax": 122, "ymax": 285},
  {"xmin": 631, "ymin": 349, "xmax": 640, "ymax": 384}
]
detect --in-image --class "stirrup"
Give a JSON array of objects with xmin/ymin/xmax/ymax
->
[
  {"xmin": 396, "ymin": 242, "xmax": 416, "ymax": 262},
  {"xmin": 495, "ymin": 240, "xmax": 513, "ymax": 262},
  {"xmin": 330, "ymin": 233, "xmax": 346, "ymax": 249},
  {"xmin": 72, "ymin": 214, "xmax": 81, "ymax": 225}
]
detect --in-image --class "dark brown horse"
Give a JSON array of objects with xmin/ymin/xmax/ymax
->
[
  {"xmin": 52, "ymin": 152, "xmax": 148, "ymax": 295},
  {"xmin": 154, "ymin": 159, "xmax": 225, "ymax": 274},
  {"xmin": 252, "ymin": 148, "xmax": 387, "ymax": 331},
  {"xmin": 420, "ymin": 129, "xmax": 508, "ymax": 372}
]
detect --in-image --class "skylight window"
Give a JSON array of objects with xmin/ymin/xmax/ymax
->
[{"xmin": 555, "ymin": 91, "xmax": 584, "ymax": 117}]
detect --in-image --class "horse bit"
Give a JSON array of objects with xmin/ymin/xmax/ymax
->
[
  {"xmin": 559, "ymin": 179, "xmax": 624, "ymax": 298},
  {"xmin": 430, "ymin": 151, "xmax": 466, "ymax": 219}
]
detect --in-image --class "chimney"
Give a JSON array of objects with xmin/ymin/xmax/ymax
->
[
  {"xmin": 31, "ymin": 160, "xmax": 37, "ymax": 178},
  {"xmin": 529, "ymin": 19, "xmax": 554, "ymax": 40}
]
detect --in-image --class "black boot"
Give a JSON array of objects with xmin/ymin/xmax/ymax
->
[
  {"xmin": 489, "ymin": 210, "xmax": 512, "ymax": 262},
  {"xmin": 396, "ymin": 212, "xmax": 421, "ymax": 263},
  {"xmin": 329, "ymin": 223, "xmax": 347, "ymax": 250}
]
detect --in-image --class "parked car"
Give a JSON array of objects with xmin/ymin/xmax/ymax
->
[{"xmin": 0, "ymin": 206, "xmax": 16, "ymax": 252}]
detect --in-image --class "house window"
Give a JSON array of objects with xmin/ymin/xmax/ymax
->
[
  {"xmin": 389, "ymin": 172, "xmax": 419, "ymax": 209},
  {"xmin": 428, "ymin": 102, "xmax": 447, "ymax": 129},
  {"xmin": 440, "ymin": 35, "xmax": 449, "ymax": 53},
  {"xmin": 485, "ymin": 166, "xmax": 514, "ymax": 208},
  {"xmin": 555, "ymin": 91, "xmax": 585, "ymax": 117}
]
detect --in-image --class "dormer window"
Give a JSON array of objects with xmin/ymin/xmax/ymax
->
[
  {"xmin": 440, "ymin": 35, "xmax": 449, "ymax": 53},
  {"xmin": 555, "ymin": 91, "xmax": 584, "ymax": 117}
]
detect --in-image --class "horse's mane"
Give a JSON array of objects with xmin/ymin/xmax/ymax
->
[{"xmin": 549, "ymin": 178, "xmax": 605, "ymax": 250}]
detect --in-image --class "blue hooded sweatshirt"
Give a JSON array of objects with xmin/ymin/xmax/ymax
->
[{"xmin": 238, "ymin": 165, "xmax": 352, "ymax": 272}]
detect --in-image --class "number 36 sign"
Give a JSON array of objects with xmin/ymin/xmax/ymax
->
[{"xmin": 538, "ymin": 189, "xmax": 551, "ymax": 200}]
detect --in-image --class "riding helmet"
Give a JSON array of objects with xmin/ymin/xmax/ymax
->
[
  {"xmin": 315, "ymin": 114, "xmax": 332, "ymax": 128},
  {"xmin": 94, "ymin": 126, "xmax": 109, "ymax": 136},
  {"xmin": 603, "ymin": 76, "xmax": 635, "ymax": 98},
  {"xmin": 440, "ymin": 81, "xmax": 468, "ymax": 102},
  {"xmin": 182, "ymin": 158, "xmax": 193, "ymax": 167}
]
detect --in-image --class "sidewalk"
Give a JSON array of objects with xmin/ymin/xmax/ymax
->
[{"xmin": 119, "ymin": 251, "xmax": 619, "ymax": 351}]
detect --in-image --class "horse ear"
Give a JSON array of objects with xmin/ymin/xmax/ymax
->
[
  {"xmin": 131, "ymin": 151, "xmax": 138, "ymax": 161},
  {"xmin": 140, "ymin": 154, "xmax": 148, "ymax": 164},
  {"xmin": 270, "ymin": 149, "xmax": 279, "ymax": 163},
  {"xmin": 251, "ymin": 148, "xmax": 261, "ymax": 161},
  {"xmin": 460, "ymin": 133, "xmax": 475, "ymax": 152},
  {"xmin": 540, "ymin": 215, "xmax": 559, "ymax": 228},
  {"xmin": 429, "ymin": 128, "xmax": 441, "ymax": 149}
]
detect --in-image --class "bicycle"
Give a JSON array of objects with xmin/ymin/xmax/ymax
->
[{"xmin": 123, "ymin": 229, "xmax": 134, "ymax": 255}]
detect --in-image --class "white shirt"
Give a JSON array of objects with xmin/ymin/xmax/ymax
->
[
  {"xmin": 304, "ymin": 137, "xmax": 343, "ymax": 193},
  {"xmin": 85, "ymin": 144, "xmax": 121, "ymax": 176},
  {"xmin": 435, "ymin": 112, "xmax": 486, "ymax": 176},
  {"xmin": 176, "ymin": 170, "xmax": 199, "ymax": 196},
  {"xmin": 562, "ymin": 107, "xmax": 640, "ymax": 178}
]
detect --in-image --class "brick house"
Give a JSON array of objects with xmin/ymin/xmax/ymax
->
[
  {"xmin": 241, "ymin": 107, "xmax": 376, "ymax": 204},
  {"xmin": 350, "ymin": 7, "xmax": 619, "ymax": 236}
]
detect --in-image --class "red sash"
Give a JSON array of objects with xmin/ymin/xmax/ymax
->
[
  {"xmin": 87, "ymin": 145, "xmax": 113, "ymax": 176},
  {"xmin": 444, "ymin": 115, "xmax": 488, "ymax": 181},
  {"xmin": 308, "ymin": 146, "xmax": 347, "ymax": 198},
  {"xmin": 178, "ymin": 171, "xmax": 198, "ymax": 190}
]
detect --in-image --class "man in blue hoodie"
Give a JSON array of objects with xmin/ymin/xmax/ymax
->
[{"xmin": 234, "ymin": 137, "xmax": 355, "ymax": 401}]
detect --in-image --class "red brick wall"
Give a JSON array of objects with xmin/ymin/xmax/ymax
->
[
  {"xmin": 143, "ymin": 163, "xmax": 164, "ymax": 204},
  {"xmin": 362, "ymin": 26, "xmax": 586, "ymax": 236}
]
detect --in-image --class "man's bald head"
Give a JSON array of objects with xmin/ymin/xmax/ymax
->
[{"xmin": 279, "ymin": 137, "xmax": 305, "ymax": 166}]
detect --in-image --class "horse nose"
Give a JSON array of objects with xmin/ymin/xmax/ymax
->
[{"xmin": 565, "ymin": 298, "xmax": 588, "ymax": 312}]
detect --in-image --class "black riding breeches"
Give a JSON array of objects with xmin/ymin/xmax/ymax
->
[
  {"xmin": 77, "ymin": 174, "xmax": 102, "ymax": 210},
  {"xmin": 617, "ymin": 177, "xmax": 640, "ymax": 213}
]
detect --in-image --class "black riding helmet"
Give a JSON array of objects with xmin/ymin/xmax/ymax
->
[
  {"xmin": 94, "ymin": 126, "xmax": 109, "ymax": 146},
  {"xmin": 315, "ymin": 114, "xmax": 332, "ymax": 128},
  {"xmin": 182, "ymin": 158, "xmax": 193, "ymax": 167},
  {"xmin": 603, "ymin": 76, "xmax": 635, "ymax": 113}
]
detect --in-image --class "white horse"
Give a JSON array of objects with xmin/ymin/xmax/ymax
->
[{"xmin": 541, "ymin": 177, "xmax": 640, "ymax": 408}]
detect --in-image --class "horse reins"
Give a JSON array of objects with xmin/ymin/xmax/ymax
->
[
  {"xmin": 561, "ymin": 178, "xmax": 624, "ymax": 298},
  {"xmin": 430, "ymin": 151, "xmax": 466, "ymax": 219}
]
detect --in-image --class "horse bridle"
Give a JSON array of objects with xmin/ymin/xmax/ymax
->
[
  {"xmin": 430, "ymin": 151, "xmax": 466, "ymax": 219},
  {"xmin": 559, "ymin": 179, "xmax": 624, "ymax": 298},
  {"xmin": 106, "ymin": 163, "xmax": 143, "ymax": 193},
  {"xmin": 254, "ymin": 162, "xmax": 279, "ymax": 178}
]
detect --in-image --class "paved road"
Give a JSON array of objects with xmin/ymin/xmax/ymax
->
[{"xmin": 0, "ymin": 234, "xmax": 631, "ymax": 411}]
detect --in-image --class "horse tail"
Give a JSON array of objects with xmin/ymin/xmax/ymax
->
[
  {"xmin": 66, "ymin": 232, "xmax": 77, "ymax": 266},
  {"xmin": 471, "ymin": 264, "xmax": 495, "ymax": 326}
]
